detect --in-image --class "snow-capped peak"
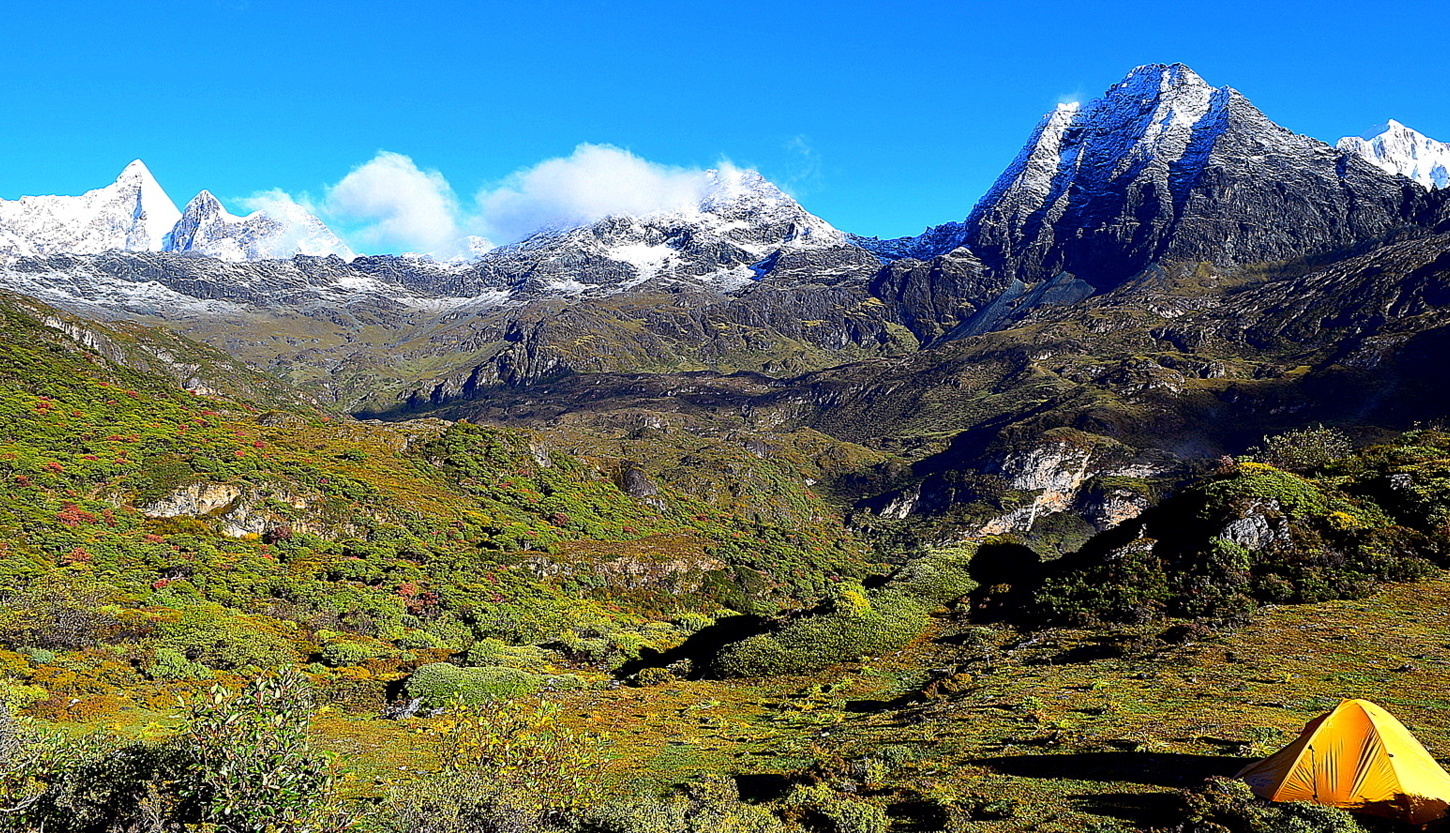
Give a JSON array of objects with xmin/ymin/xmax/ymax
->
[
  {"xmin": 0, "ymin": 160, "xmax": 183, "ymax": 256},
  {"xmin": 967, "ymin": 63, "xmax": 1237, "ymax": 232},
  {"xmin": 116, "ymin": 160, "xmax": 182, "ymax": 250},
  {"xmin": 1337, "ymin": 120, "xmax": 1450, "ymax": 189},
  {"xmin": 165, "ymin": 190, "xmax": 354, "ymax": 261}
]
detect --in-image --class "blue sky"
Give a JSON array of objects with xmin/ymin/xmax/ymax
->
[{"xmin": 2, "ymin": 0, "xmax": 1446, "ymax": 250}]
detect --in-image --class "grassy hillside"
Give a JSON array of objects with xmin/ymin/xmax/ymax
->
[{"xmin": 0, "ymin": 294, "xmax": 875, "ymax": 723}]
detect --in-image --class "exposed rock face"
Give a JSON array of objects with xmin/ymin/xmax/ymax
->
[
  {"xmin": 594, "ymin": 551, "xmax": 727, "ymax": 592},
  {"xmin": 138, "ymin": 482, "xmax": 344, "ymax": 540},
  {"xmin": 869, "ymin": 247, "xmax": 1003, "ymax": 343},
  {"xmin": 140, "ymin": 482, "xmax": 244, "ymax": 519},
  {"xmin": 618, "ymin": 465, "xmax": 660, "ymax": 500},
  {"xmin": 959, "ymin": 64, "xmax": 1426, "ymax": 289},
  {"xmin": 1220, "ymin": 504, "xmax": 1281, "ymax": 550},
  {"xmin": 861, "ymin": 433, "xmax": 1160, "ymax": 539},
  {"xmin": 972, "ymin": 441, "xmax": 1099, "ymax": 535}
]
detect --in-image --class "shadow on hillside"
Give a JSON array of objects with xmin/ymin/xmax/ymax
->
[
  {"xmin": 615, "ymin": 614, "xmax": 766, "ymax": 680},
  {"xmin": 1070, "ymin": 791, "xmax": 1185, "ymax": 826},
  {"xmin": 974, "ymin": 751, "xmax": 1249, "ymax": 788}
]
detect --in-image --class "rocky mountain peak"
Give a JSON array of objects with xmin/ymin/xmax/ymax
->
[
  {"xmin": 466, "ymin": 166, "xmax": 860, "ymax": 297},
  {"xmin": 950, "ymin": 63, "xmax": 1423, "ymax": 288}
]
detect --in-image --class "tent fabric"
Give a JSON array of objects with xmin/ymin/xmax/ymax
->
[{"xmin": 1236, "ymin": 699, "xmax": 1450, "ymax": 825}]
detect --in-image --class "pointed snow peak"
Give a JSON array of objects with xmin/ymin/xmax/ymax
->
[
  {"xmin": 1338, "ymin": 119, "xmax": 1450, "ymax": 189},
  {"xmin": 119, "ymin": 159, "xmax": 154, "ymax": 180},
  {"xmin": 700, "ymin": 166, "xmax": 788, "ymax": 209},
  {"xmin": 0, "ymin": 159, "xmax": 181, "ymax": 255},
  {"xmin": 1362, "ymin": 118, "xmax": 1407, "ymax": 138},
  {"xmin": 969, "ymin": 63, "xmax": 1236, "ymax": 229},
  {"xmin": 1117, "ymin": 62, "xmax": 1210, "ymax": 91},
  {"xmin": 110, "ymin": 159, "xmax": 182, "ymax": 250}
]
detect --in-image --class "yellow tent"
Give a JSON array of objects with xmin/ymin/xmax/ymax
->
[{"xmin": 1237, "ymin": 699, "xmax": 1450, "ymax": 825}]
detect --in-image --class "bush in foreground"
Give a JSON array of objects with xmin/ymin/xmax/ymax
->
[
  {"xmin": 713, "ymin": 547, "xmax": 976, "ymax": 677},
  {"xmin": 1168, "ymin": 777, "xmax": 1367, "ymax": 833},
  {"xmin": 404, "ymin": 662, "xmax": 544, "ymax": 708}
]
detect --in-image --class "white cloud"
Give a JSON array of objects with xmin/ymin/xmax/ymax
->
[
  {"xmin": 475, "ymin": 144, "xmax": 713, "ymax": 244},
  {"xmin": 233, "ymin": 189, "xmax": 356, "ymax": 259},
  {"xmin": 247, "ymin": 145, "xmax": 727, "ymax": 258},
  {"xmin": 323, "ymin": 152, "xmax": 467, "ymax": 257},
  {"xmin": 782, "ymin": 134, "xmax": 822, "ymax": 197}
]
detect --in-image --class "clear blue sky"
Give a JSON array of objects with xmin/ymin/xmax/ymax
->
[{"xmin": 2, "ymin": 0, "xmax": 1446, "ymax": 242}]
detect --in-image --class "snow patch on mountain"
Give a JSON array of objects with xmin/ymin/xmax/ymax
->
[
  {"xmin": 1338, "ymin": 120, "xmax": 1450, "ymax": 190},
  {"xmin": 0, "ymin": 161, "xmax": 182, "ymax": 257},
  {"xmin": 472, "ymin": 166, "xmax": 856, "ymax": 295}
]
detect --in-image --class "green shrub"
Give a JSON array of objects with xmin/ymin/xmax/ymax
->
[
  {"xmin": 633, "ymin": 667, "xmax": 677, "ymax": 687},
  {"xmin": 145, "ymin": 647, "xmax": 215, "ymax": 681},
  {"xmin": 379, "ymin": 701, "xmax": 609, "ymax": 833},
  {"xmin": 1179, "ymin": 777, "xmax": 1367, "ymax": 833},
  {"xmin": 0, "ymin": 575, "xmax": 127, "ymax": 652},
  {"xmin": 591, "ymin": 776, "xmax": 788, "ymax": 833},
  {"xmin": 672, "ymin": 612, "xmax": 715, "ymax": 633},
  {"xmin": 1247, "ymin": 426, "xmax": 1352, "ymax": 474},
  {"xmin": 463, "ymin": 637, "xmax": 546, "ymax": 670},
  {"xmin": 156, "ymin": 604, "xmax": 301, "ymax": 671},
  {"xmin": 14, "ymin": 740, "xmax": 190, "ymax": 833},
  {"xmin": 18, "ymin": 647, "xmax": 56, "ymax": 666},
  {"xmin": 319, "ymin": 640, "xmax": 382, "ymax": 667},
  {"xmin": 404, "ymin": 663, "xmax": 543, "ymax": 708},
  {"xmin": 784, "ymin": 783, "xmax": 889, "ymax": 833},
  {"xmin": 175, "ymin": 671, "xmax": 348, "ymax": 833},
  {"xmin": 714, "ymin": 547, "xmax": 976, "ymax": 677},
  {"xmin": 13, "ymin": 672, "xmax": 348, "ymax": 833}
]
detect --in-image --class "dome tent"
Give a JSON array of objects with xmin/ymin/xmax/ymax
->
[{"xmin": 1237, "ymin": 699, "xmax": 1450, "ymax": 826}]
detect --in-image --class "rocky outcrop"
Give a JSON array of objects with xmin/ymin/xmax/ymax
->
[
  {"xmin": 140, "ymin": 482, "xmax": 244, "ymax": 519},
  {"xmin": 137, "ymin": 481, "xmax": 347, "ymax": 540},
  {"xmin": 869, "ymin": 247, "xmax": 1004, "ymax": 343}
]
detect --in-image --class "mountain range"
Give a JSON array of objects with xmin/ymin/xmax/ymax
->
[
  {"xmin": 0, "ymin": 160, "xmax": 352, "ymax": 261},
  {"xmin": 2, "ymin": 61, "xmax": 1449, "ymax": 549}
]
